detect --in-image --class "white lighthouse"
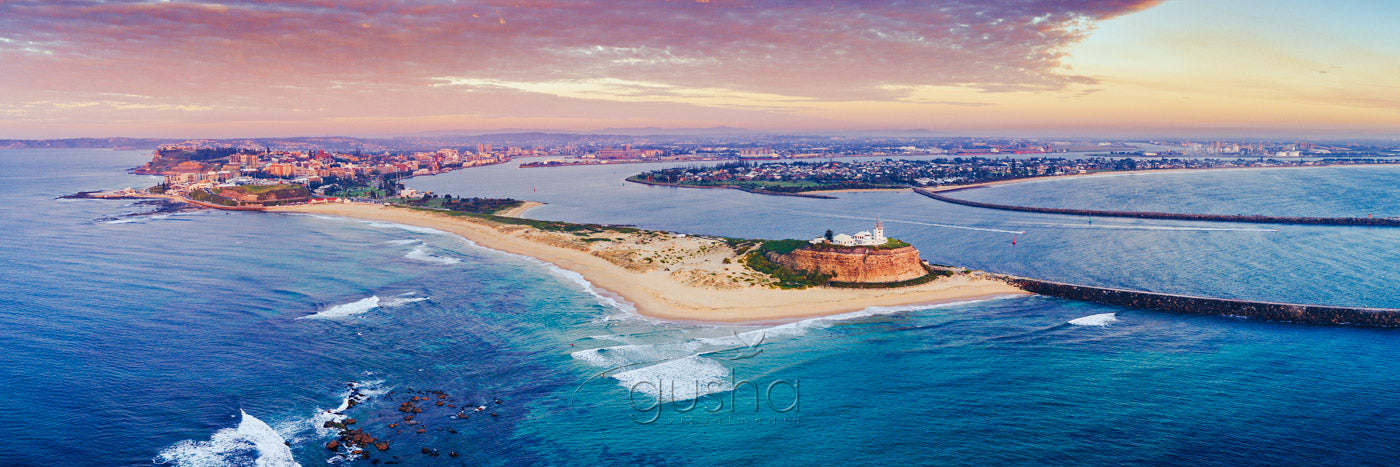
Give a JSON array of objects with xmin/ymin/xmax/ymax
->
[{"xmin": 813, "ymin": 219, "xmax": 888, "ymax": 246}]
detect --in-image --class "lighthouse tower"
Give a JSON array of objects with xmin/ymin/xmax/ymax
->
[{"xmin": 872, "ymin": 218, "xmax": 886, "ymax": 244}]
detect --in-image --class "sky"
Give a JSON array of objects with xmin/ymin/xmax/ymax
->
[{"xmin": 0, "ymin": 0, "xmax": 1397, "ymax": 139}]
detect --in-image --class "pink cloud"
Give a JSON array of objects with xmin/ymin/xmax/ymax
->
[
  {"xmin": 0, "ymin": 1, "xmax": 1163, "ymax": 136},
  {"xmin": 1, "ymin": 1, "xmax": 1161, "ymax": 94}
]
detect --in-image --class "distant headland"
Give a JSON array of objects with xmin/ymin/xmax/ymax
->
[{"xmin": 628, "ymin": 157, "xmax": 1400, "ymax": 197}]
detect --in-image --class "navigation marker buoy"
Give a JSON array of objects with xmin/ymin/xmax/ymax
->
[{"xmin": 1011, "ymin": 236, "xmax": 1016, "ymax": 245}]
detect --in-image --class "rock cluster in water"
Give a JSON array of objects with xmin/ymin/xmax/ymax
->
[{"xmin": 321, "ymin": 383, "xmax": 504, "ymax": 464}]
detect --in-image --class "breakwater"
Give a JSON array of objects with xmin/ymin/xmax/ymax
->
[
  {"xmin": 915, "ymin": 187, "xmax": 1400, "ymax": 227},
  {"xmin": 1003, "ymin": 276, "xmax": 1400, "ymax": 327}
]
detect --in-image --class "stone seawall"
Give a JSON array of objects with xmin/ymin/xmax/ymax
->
[
  {"xmin": 1005, "ymin": 277, "xmax": 1400, "ymax": 327},
  {"xmin": 916, "ymin": 187, "xmax": 1400, "ymax": 227},
  {"xmin": 771, "ymin": 246, "xmax": 927, "ymax": 283}
]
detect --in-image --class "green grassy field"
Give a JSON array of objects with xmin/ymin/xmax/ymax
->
[{"xmin": 229, "ymin": 184, "xmax": 302, "ymax": 195}]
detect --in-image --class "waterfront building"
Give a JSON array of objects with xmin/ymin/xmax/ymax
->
[{"xmin": 812, "ymin": 220, "xmax": 887, "ymax": 246}]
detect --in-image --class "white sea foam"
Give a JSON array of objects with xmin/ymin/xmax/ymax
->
[
  {"xmin": 442, "ymin": 233, "xmax": 638, "ymax": 313},
  {"xmin": 571, "ymin": 341, "xmax": 706, "ymax": 369},
  {"xmin": 1069, "ymin": 312, "xmax": 1119, "ymax": 326},
  {"xmin": 386, "ymin": 239, "xmax": 421, "ymax": 245},
  {"xmin": 728, "ymin": 296, "xmax": 1023, "ymax": 341},
  {"xmin": 611, "ymin": 355, "xmax": 734, "ymax": 400},
  {"xmin": 154, "ymin": 410, "xmax": 299, "ymax": 467},
  {"xmin": 404, "ymin": 244, "xmax": 462, "ymax": 264},
  {"xmin": 365, "ymin": 221, "xmax": 445, "ymax": 235},
  {"xmin": 275, "ymin": 380, "xmax": 391, "ymax": 445},
  {"xmin": 380, "ymin": 294, "xmax": 429, "ymax": 307},
  {"xmin": 300, "ymin": 296, "xmax": 380, "ymax": 320},
  {"xmin": 575, "ymin": 296, "xmax": 1025, "ymax": 401},
  {"xmin": 535, "ymin": 261, "xmax": 636, "ymax": 313},
  {"xmin": 299, "ymin": 294, "xmax": 428, "ymax": 320},
  {"xmin": 103, "ymin": 218, "xmax": 140, "ymax": 224}
]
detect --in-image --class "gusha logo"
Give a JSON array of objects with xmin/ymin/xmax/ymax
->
[
  {"xmin": 626, "ymin": 367, "xmax": 800, "ymax": 425},
  {"xmin": 723, "ymin": 330, "xmax": 764, "ymax": 360},
  {"xmin": 571, "ymin": 331, "xmax": 801, "ymax": 425}
]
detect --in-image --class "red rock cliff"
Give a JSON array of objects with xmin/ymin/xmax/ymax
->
[{"xmin": 770, "ymin": 245, "xmax": 927, "ymax": 283}]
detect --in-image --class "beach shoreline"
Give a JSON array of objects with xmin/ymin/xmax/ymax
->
[
  {"xmin": 496, "ymin": 201, "xmax": 544, "ymax": 218},
  {"xmin": 268, "ymin": 203, "xmax": 1028, "ymax": 323}
]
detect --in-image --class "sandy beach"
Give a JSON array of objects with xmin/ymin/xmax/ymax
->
[
  {"xmin": 269, "ymin": 203, "xmax": 1028, "ymax": 323},
  {"xmin": 495, "ymin": 201, "xmax": 544, "ymax": 218}
]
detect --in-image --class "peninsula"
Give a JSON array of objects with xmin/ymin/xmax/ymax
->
[
  {"xmin": 629, "ymin": 157, "xmax": 1400, "ymax": 196},
  {"xmin": 268, "ymin": 203, "xmax": 1027, "ymax": 322}
]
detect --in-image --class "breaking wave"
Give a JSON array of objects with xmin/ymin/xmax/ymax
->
[
  {"xmin": 1069, "ymin": 312, "xmax": 1119, "ymax": 326},
  {"xmin": 443, "ymin": 234, "xmax": 637, "ymax": 313},
  {"xmin": 154, "ymin": 410, "xmax": 298, "ymax": 467},
  {"xmin": 611, "ymin": 355, "xmax": 734, "ymax": 400},
  {"xmin": 274, "ymin": 380, "xmax": 390, "ymax": 446},
  {"xmin": 365, "ymin": 221, "xmax": 445, "ymax": 235},
  {"xmin": 574, "ymin": 297, "xmax": 1020, "ymax": 401},
  {"xmin": 299, "ymin": 294, "xmax": 428, "ymax": 320},
  {"xmin": 404, "ymin": 245, "xmax": 461, "ymax": 265}
]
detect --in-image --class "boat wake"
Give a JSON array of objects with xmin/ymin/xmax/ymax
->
[
  {"xmin": 1021, "ymin": 221, "xmax": 1279, "ymax": 232},
  {"xmin": 782, "ymin": 208, "xmax": 1026, "ymax": 234}
]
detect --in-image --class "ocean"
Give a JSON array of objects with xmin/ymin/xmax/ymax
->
[{"xmin": 4, "ymin": 149, "xmax": 1400, "ymax": 465}]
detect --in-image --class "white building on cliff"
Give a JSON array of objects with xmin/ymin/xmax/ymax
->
[{"xmin": 812, "ymin": 220, "xmax": 886, "ymax": 247}]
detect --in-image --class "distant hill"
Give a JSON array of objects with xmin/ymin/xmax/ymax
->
[
  {"xmin": 0, "ymin": 138, "xmax": 179, "ymax": 150},
  {"xmin": 595, "ymin": 126, "xmax": 754, "ymax": 136}
]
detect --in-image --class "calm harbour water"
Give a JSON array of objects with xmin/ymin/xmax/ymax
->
[{"xmin": 3, "ymin": 149, "xmax": 1400, "ymax": 465}]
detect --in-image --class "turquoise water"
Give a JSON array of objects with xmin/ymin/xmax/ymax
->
[
  {"xmin": 4, "ymin": 150, "xmax": 1400, "ymax": 465},
  {"xmin": 949, "ymin": 166, "xmax": 1400, "ymax": 218}
]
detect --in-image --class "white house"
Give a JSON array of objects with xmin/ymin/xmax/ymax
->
[{"xmin": 812, "ymin": 220, "xmax": 887, "ymax": 246}]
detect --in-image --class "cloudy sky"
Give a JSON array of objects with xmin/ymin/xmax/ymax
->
[{"xmin": 1, "ymin": 0, "xmax": 1397, "ymax": 138}]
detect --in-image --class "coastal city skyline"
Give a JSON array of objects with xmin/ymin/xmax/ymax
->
[{"xmin": 3, "ymin": 0, "xmax": 1399, "ymax": 139}]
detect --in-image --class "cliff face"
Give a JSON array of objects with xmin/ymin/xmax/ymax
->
[{"xmin": 771, "ymin": 246, "xmax": 926, "ymax": 283}]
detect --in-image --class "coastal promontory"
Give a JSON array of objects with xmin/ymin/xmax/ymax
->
[{"xmin": 269, "ymin": 203, "xmax": 1026, "ymax": 322}]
